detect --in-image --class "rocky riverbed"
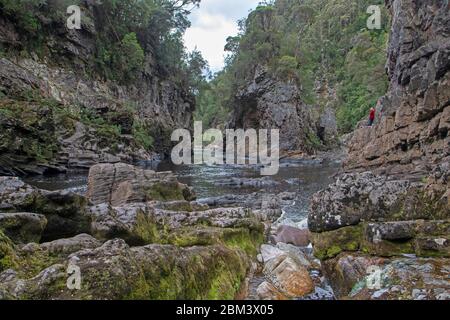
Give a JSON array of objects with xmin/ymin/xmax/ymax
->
[
  {"xmin": 1, "ymin": 149, "xmax": 449, "ymax": 300},
  {"xmin": 0, "ymin": 155, "xmax": 343, "ymax": 300}
]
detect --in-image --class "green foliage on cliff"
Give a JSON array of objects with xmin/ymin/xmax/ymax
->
[
  {"xmin": 196, "ymin": 0, "xmax": 389, "ymax": 133},
  {"xmin": 0, "ymin": 0, "xmax": 44, "ymax": 33},
  {"xmin": 0, "ymin": 0, "xmax": 203, "ymax": 87},
  {"xmin": 91, "ymin": 0, "xmax": 203, "ymax": 86},
  {"xmin": 194, "ymin": 70, "xmax": 233, "ymax": 128},
  {"xmin": 133, "ymin": 120, "xmax": 154, "ymax": 150}
]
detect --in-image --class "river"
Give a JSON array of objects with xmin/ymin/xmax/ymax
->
[{"xmin": 25, "ymin": 157, "xmax": 340, "ymax": 224}]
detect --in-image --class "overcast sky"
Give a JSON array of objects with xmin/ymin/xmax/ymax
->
[{"xmin": 183, "ymin": 0, "xmax": 261, "ymax": 73}]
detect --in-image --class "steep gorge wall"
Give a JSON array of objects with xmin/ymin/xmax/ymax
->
[
  {"xmin": 345, "ymin": 0, "xmax": 449, "ymax": 177},
  {"xmin": 309, "ymin": 0, "xmax": 450, "ymax": 299},
  {"xmin": 0, "ymin": 2, "xmax": 194, "ymax": 176}
]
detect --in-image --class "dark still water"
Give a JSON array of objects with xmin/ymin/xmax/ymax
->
[{"xmin": 25, "ymin": 158, "xmax": 340, "ymax": 223}]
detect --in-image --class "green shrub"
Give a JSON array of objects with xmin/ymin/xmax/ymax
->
[
  {"xmin": 114, "ymin": 33, "xmax": 145, "ymax": 83},
  {"xmin": 0, "ymin": 0, "xmax": 43, "ymax": 33},
  {"xmin": 133, "ymin": 121, "xmax": 154, "ymax": 150}
]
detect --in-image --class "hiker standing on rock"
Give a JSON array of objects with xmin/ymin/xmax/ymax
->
[{"xmin": 368, "ymin": 107, "xmax": 376, "ymax": 126}]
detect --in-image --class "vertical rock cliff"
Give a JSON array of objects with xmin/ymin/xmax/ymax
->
[
  {"xmin": 309, "ymin": 0, "xmax": 449, "ymax": 300},
  {"xmin": 228, "ymin": 65, "xmax": 322, "ymax": 153},
  {"xmin": 0, "ymin": 1, "xmax": 195, "ymax": 176},
  {"xmin": 345, "ymin": 0, "xmax": 449, "ymax": 176}
]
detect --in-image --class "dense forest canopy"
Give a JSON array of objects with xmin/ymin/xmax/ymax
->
[
  {"xmin": 195, "ymin": 0, "xmax": 389, "ymax": 134},
  {"xmin": 0, "ymin": 0, "xmax": 208, "ymax": 91}
]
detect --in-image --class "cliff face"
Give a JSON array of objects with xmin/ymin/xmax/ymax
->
[
  {"xmin": 309, "ymin": 0, "xmax": 450, "ymax": 300},
  {"xmin": 228, "ymin": 66, "xmax": 329, "ymax": 153},
  {"xmin": 0, "ymin": 3, "xmax": 194, "ymax": 176},
  {"xmin": 345, "ymin": 0, "xmax": 449, "ymax": 177}
]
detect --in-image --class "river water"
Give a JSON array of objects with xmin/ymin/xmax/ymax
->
[{"xmin": 25, "ymin": 158, "xmax": 340, "ymax": 223}]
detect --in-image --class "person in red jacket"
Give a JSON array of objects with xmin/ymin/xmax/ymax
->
[{"xmin": 368, "ymin": 107, "xmax": 376, "ymax": 126}]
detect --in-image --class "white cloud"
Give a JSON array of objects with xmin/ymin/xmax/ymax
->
[{"xmin": 184, "ymin": 0, "xmax": 260, "ymax": 72}]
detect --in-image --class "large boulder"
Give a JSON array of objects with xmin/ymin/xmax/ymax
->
[
  {"xmin": 0, "ymin": 177, "xmax": 91, "ymax": 241},
  {"xmin": 0, "ymin": 212, "xmax": 47, "ymax": 244},
  {"xmin": 88, "ymin": 201, "xmax": 264, "ymax": 251},
  {"xmin": 309, "ymin": 171, "xmax": 448, "ymax": 227},
  {"xmin": 0, "ymin": 239, "xmax": 253, "ymax": 300},
  {"xmin": 272, "ymin": 225, "xmax": 311, "ymax": 247},
  {"xmin": 86, "ymin": 163, "xmax": 196, "ymax": 206},
  {"xmin": 263, "ymin": 254, "xmax": 314, "ymax": 298}
]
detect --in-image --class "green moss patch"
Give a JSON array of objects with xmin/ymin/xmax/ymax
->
[
  {"xmin": 146, "ymin": 182, "xmax": 186, "ymax": 202},
  {"xmin": 312, "ymin": 225, "xmax": 363, "ymax": 260}
]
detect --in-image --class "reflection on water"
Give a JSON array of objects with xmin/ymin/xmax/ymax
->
[{"xmin": 25, "ymin": 158, "xmax": 340, "ymax": 222}]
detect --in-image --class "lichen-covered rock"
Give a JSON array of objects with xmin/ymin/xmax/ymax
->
[
  {"xmin": 309, "ymin": 172, "xmax": 421, "ymax": 233},
  {"xmin": 349, "ymin": 257, "xmax": 450, "ymax": 300},
  {"xmin": 0, "ymin": 239, "xmax": 253, "ymax": 300},
  {"xmin": 89, "ymin": 201, "xmax": 264, "ymax": 251},
  {"xmin": 198, "ymin": 191, "xmax": 295, "ymax": 222},
  {"xmin": 86, "ymin": 163, "xmax": 195, "ymax": 206},
  {"xmin": 38, "ymin": 234, "xmax": 102, "ymax": 257},
  {"xmin": 0, "ymin": 212, "xmax": 47, "ymax": 244},
  {"xmin": 323, "ymin": 253, "xmax": 450, "ymax": 300}
]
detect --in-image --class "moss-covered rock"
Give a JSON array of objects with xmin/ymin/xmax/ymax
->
[
  {"xmin": 0, "ymin": 230, "xmax": 18, "ymax": 272},
  {"xmin": 166, "ymin": 226, "xmax": 264, "ymax": 256},
  {"xmin": 0, "ymin": 99, "xmax": 61, "ymax": 175},
  {"xmin": 312, "ymin": 225, "xmax": 363, "ymax": 260},
  {"xmin": 414, "ymin": 236, "xmax": 450, "ymax": 258},
  {"xmin": 313, "ymin": 220, "xmax": 450, "ymax": 260},
  {"xmin": 0, "ymin": 212, "xmax": 47, "ymax": 244},
  {"xmin": 0, "ymin": 240, "xmax": 252, "ymax": 300}
]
